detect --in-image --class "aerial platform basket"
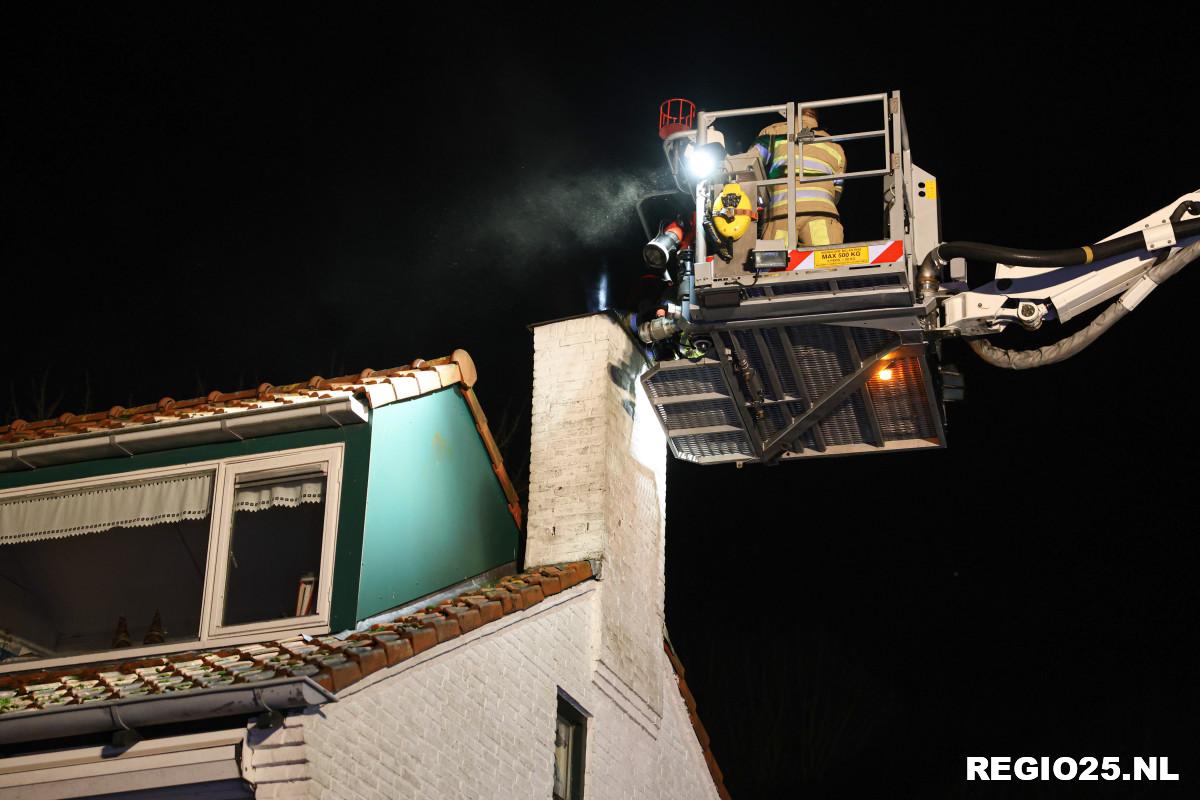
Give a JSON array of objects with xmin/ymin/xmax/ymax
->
[{"xmin": 641, "ymin": 92, "xmax": 949, "ymax": 464}]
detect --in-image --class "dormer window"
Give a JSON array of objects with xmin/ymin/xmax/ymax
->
[
  {"xmin": 0, "ymin": 444, "xmax": 343, "ymax": 669},
  {"xmin": 221, "ymin": 471, "xmax": 326, "ymax": 627},
  {"xmin": 0, "ymin": 472, "xmax": 215, "ymax": 660},
  {"xmin": 210, "ymin": 452, "xmax": 341, "ymax": 636}
]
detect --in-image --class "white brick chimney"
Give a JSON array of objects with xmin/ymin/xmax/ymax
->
[{"xmin": 526, "ymin": 313, "xmax": 668, "ymax": 715}]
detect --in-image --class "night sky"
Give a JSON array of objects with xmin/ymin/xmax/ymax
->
[{"xmin": 6, "ymin": 11, "xmax": 1200, "ymax": 797}]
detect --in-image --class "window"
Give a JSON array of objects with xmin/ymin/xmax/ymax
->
[
  {"xmin": 222, "ymin": 473, "xmax": 325, "ymax": 626},
  {"xmin": 0, "ymin": 473, "xmax": 216, "ymax": 661},
  {"xmin": 0, "ymin": 445, "xmax": 343, "ymax": 668},
  {"xmin": 208, "ymin": 452, "xmax": 341, "ymax": 638},
  {"xmin": 553, "ymin": 689, "xmax": 589, "ymax": 800}
]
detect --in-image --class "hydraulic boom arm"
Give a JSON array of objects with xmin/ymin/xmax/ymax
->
[{"xmin": 935, "ymin": 193, "xmax": 1200, "ymax": 367}]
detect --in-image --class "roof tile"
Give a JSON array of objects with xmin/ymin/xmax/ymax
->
[
  {"xmin": 397, "ymin": 626, "xmax": 438, "ymax": 656},
  {"xmin": 504, "ymin": 581, "xmax": 545, "ymax": 609},
  {"xmin": 417, "ymin": 614, "xmax": 462, "ymax": 644},
  {"xmin": 346, "ymin": 645, "xmax": 387, "ymax": 679},
  {"xmin": 484, "ymin": 590, "xmax": 515, "ymax": 614},
  {"xmin": 368, "ymin": 634, "xmax": 414, "ymax": 667},
  {"xmin": 0, "ymin": 355, "xmax": 473, "ymax": 446},
  {"xmin": 525, "ymin": 573, "xmax": 562, "ymax": 596},
  {"xmin": 441, "ymin": 605, "xmax": 482, "ymax": 635}
]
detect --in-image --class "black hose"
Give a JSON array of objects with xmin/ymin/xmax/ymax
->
[
  {"xmin": 703, "ymin": 217, "xmax": 732, "ymax": 262},
  {"xmin": 1171, "ymin": 201, "xmax": 1200, "ymax": 225},
  {"xmin": 935, "ymin": 233, "xmax": 1142, "ymax": 268},
  {"xmin": 924, "ymin": 216, "xmax": 1200, "ymax": 272}
]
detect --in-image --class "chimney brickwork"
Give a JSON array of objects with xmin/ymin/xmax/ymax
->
[{"xmin": 526, "ymin": 313, "xmax": 668, "ymax": 716}]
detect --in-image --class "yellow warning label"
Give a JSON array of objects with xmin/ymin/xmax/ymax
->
[
  {"xmin": 925, "ymin": 179, "xmax": 937, "ymax": 199},
  {"xmin": 814, "ymin": 246, "xmax": 869, "ymax": 269}
]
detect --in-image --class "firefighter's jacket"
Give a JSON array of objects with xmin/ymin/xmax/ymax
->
[{"xmin": 753, "ymin": 121, "xmax": 846, "ymax": 219}]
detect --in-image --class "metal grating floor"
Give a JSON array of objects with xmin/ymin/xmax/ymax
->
[
  {"xmin": 671, "ymin": 431, "xmax": 755, "ymax": 462},
  {"xmin": 642, "ymin": 321, "xmax": 943, "ymax": 464},
  {"xmin": 657, "ymin": 400, "xmax": 743, "ymax": 432}
]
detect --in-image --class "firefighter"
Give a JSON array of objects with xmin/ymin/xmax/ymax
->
[{"xmin": 753, "ymin": 107, "xmax": 846, "ymax": 246}]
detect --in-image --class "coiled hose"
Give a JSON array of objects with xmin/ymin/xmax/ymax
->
[{"xmin": 967, "ymin": 238, "xmax": 1200, "ymax": 369}]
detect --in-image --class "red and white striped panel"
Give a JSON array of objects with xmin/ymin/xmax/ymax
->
[{"xmin": 784, "ymin": 240, "xmax": 904, "ymax": 271}]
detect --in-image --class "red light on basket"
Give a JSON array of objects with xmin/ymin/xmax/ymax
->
[{"xmin": 658, "ymin": 98, "xmax": 696, "ymax": 140}]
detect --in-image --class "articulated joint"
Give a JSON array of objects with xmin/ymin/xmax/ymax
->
[{"xmin": 918, "ymin": 252, "xmax": 942, "ymax": 300}]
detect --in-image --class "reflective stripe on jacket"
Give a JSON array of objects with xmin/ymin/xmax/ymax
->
[{"xmin": 753, "ymin": 121, "xmax": 846, "ymax": 217}]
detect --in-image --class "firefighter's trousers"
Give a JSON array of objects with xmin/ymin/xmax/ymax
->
[{"xmin": 763, "ymin": 215, "xmax": 845, "ymax": 246}]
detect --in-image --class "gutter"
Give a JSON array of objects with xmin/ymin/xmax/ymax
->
[
  {"xmin": 0, "ymin": 677, "xmax": 335, "ymax": 746},
  {"xmin": 0, "ymin": 397, "xmax": 368, "ymax": 473}
]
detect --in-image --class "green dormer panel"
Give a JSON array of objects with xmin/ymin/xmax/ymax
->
[{"xmin": 356, "ymin": 387, "xmax": 518, "ymax": 621}]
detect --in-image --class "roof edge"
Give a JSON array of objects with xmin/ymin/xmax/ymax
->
[
  {"xmin": 0, "ymin": 352, "xmax": 481, "ymax": 475},
  {"xmin": 665, "ymin": 637, "xmax": 734, "ymax": 800},
  {"xmin": 457, "ymin": 385, "xmax": 523, "ymax": 529},
  {"xmin": 0, "ymin": 396, "xmax": 368, "ymax": 475},
  {"xmin": 0, "ymin": 677, "xmax": 333, "ymax": 746}
]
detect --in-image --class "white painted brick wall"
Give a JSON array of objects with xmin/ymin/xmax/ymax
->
[
  {"xmin": 527, "ymin": 317, "xmax": 615, "ymax": 563},
  {"xmin": 246, "ymin": 713, "xmax": 315, "ymax": 798},
  {"xmin": 296, "ymin": 584, "xmax": 718, "ymax": 800},
  {"xmin": 526, "ymin": 314, "xmax": 669, "ymax": 717}
]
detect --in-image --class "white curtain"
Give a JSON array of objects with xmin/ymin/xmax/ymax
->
[
  {"xmin": 0, "ymin": 473, "xmax": 213, "ymax": 546},
  {"xmin": 233, "ymin": 478, "xmax": 324, "ymax": 513}
]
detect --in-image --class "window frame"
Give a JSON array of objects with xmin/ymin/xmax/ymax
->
[
  {"xmin": 0, "ymin": 443, "xmax": 344, "ymax": 674},
  {"xmin": 203, "ymin": 446, "xmax": 343, "ymax": 640},
  {"xmin": 554, "ymin": 688, "xmax": 590, "ymax": 800}
]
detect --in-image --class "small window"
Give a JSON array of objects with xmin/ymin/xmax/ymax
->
[
  {"xmin": 222, "ymin": 472, "xmax": 327, "ymax": 626},
  {"xmin": 206, "ymin": 448, "xmax": 342, "ymax": 639},
  {"xmin": 553, "ymin": 689, "xmax": 588, "ymax": 800}
]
